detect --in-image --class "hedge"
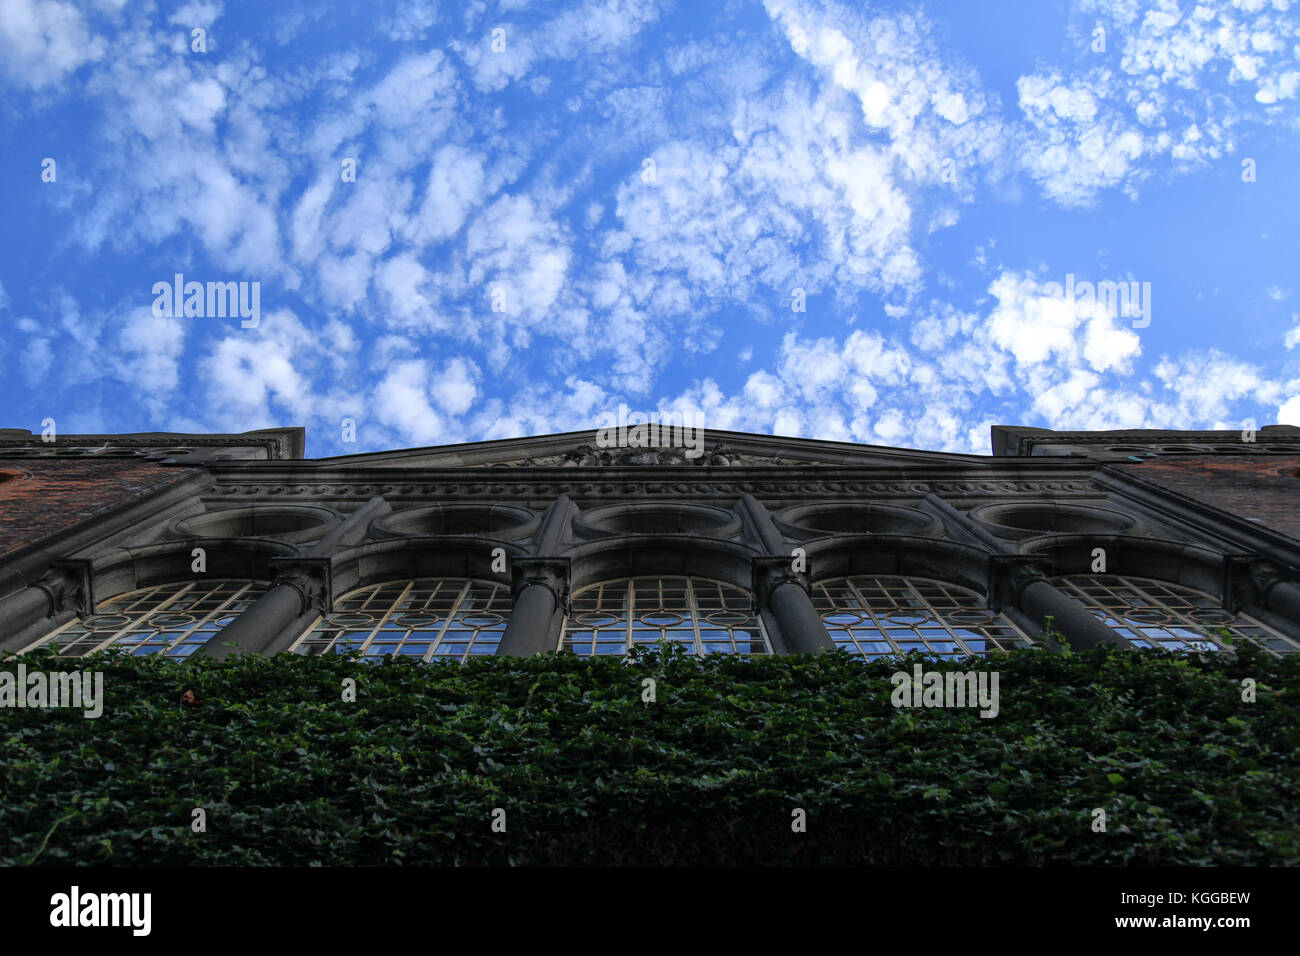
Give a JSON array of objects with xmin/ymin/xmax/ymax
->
[{"xmin": 2, "ymin": 641, "xmax": 1298, "ymax": 865}]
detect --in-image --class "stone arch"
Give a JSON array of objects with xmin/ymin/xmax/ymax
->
[
  {"xmin": 967, "ymin": 501, "xmax": 1143, "ymax": 542},
  {"xmin": 170, "ymin": 504, "xmax": 341, "ymax": 545},
  {"xmin": 799, "ymin": 534, "xmax": 996, "ymax": 601},
  {"xmin": 564, "ymin": 535, "xmax": 760, "ymax": 594},
  {"xmin": 86, "ymin": 539, "xmax": 288, "ymax": 605},
  {"xmin": 1019, "ymin": 534, "xmax": 1227, "ymax": 600},
  {"xmin": 328, "ymin": 536, "xmax": 527, "ymax": 600},
  {"xmin": 773, "ymin": 502, "xmax": 941, "ymax": 540},
  {"xmin": 370, "ymin": 503, "xmax": 540, "ymax": 541},
  {"xmin": 571, "ymin": 501, "xmax": 742, "ymax": 540}
]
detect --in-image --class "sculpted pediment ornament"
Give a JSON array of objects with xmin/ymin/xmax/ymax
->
[{"xmin": 477, "ymin": 443, "xmax": 814, "ymax": 467}]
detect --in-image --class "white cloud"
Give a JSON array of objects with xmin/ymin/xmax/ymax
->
[
  {"xmin": 379, "ymin": 0, "xmax": 440, "ymax": 42},
  {"xmin": 1015, "ymin": 0, "xmax": 1300, "ymax": 204},
  {"xmin": 410, "ymin": 145, "xmax": 488, "ymax": 244},
  {"xmin": 371, "ymin": 359, "xmax": 446, "ymax": 445},
  {"xmin": 166, "ymin": 2, "xmax": 223, "ymax": 28},
  {"xmin": 375, "ymin": 253, "xmax": 445, "ymax": 331},
  {"xmin": 431, "ymin": 356, "xmax": 480, "ymax": 415},
  {"xmin": 1016, "ymin": 72, "xmax": 1148, "ymax": 206},
  {"xmin": 455, "ymin": 0, "xmax": 664, "ymax": 91},
  {"xmin": 0, "ymin": 0, "xmax": 107, "ymax": 89},
  {"xmin": 198, "ymin": 310, "xmax": 355, "ymax": 431},
  {"xmin": 984, "ymin": 272, "xmax": 1142, "ymax": 372},
  {"xmin": 464, "ymin": 194, "xmax": 572, "ymax": 325},
  {"xmin": 114, "ymin": 307, "xmax": 185, "ymax": 408},
  {"xmin": 1278, "ymin": 395, "xmax": 1300, "ymax": 425}
]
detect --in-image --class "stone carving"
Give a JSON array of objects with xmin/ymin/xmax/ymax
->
[
  {"xmin": 215, "ymin": 478, "xmax": 1097, "ymax": 500},
  {"xmin": 472, "ymin": 442, "xmax": 817, "ymax": 468}
]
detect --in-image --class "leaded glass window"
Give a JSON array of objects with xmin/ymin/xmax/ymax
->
[
  {"xmin": 1053, "ymin": 574, "xmax": 1300, "ymax": 654},
  {"xmin": 562, "ymin": 576, "xmax": 771, "ymax": 656},
  {"xmin": 291, "ymin": 579, "xmax": 510, "ymax": 662},
  {"xmin": 24, "ymin": 579, "xmax": 267, "ymax": 659},
  {"xmin": 811, "ymin": 575, "xmax": 1031, "ymax": 658}
]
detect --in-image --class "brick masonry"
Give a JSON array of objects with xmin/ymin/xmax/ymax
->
[
  {"xmin": 0, "ymin": 458, "xmax": 197, "ymax": 558},
  {"xmin": 1116, "ymin": 454, "xmax": 1300, "ymax": 542}
]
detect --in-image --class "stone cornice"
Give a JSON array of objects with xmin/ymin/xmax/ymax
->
[
  {"xmin": 207, "ymin": 461, "xmax": 1103, "ymax": 501},
  {"xmin": 0, "ymin": 428, "xmax": 304, "ymax": 461},
  {"xmin": 209, "ymin": 476, "xmax": 1101, "ymax": 501},
  {"xmin": 992, "ymin": 425, "xmax": 1300, "ymax": 457}
]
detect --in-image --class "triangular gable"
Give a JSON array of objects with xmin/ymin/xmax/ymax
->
[{"xmin": 310, "ymin": 428, "xmax": 988, "ymax": 469}]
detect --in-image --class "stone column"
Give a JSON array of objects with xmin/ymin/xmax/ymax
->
[
  {"xmin": 751, "ymin": 556, "xmax": 835, "ymax": 653},
  {"xmin": 738, "ymin": 494, "xmax": 833, "ymax": 653},
  {"xmin": 0, "ymin": 563, "xmax": 88, "ymax": 652},
  {"xmin": 198, "ymin": 495, "xmax": 389, "ymax": 659},
  {"xmin": 494, "ymin": 495, "xmax": 573, "ymax": 657},
  {"xmin": 497, "ymin": 557, "xmax": 571, "ymax": 656},
  {"xmin": 1227, "ymin": 556, "xmax": 1300, "ymax": 631},
  {"xmin": 991, "ymin": 556, "xmax": 1128, "ymax": 651},
  {"xmin": 202, "ymin": 559, "xmax": 330, "ymax": 659},
  {"xmin": 927, "ymin": 493, "xmax": 1127, "ymax": 650},
  {"xmin": 1263, "ymin": 580, "xmax": 1300, "ymax": 626}
]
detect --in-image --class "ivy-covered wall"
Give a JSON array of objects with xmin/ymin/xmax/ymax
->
[{"xmin": 3, "ymin": 643, "xmax": 1297, "ymax": 865}]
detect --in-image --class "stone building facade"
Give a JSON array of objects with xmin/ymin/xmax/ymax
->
[{"xmin": 2, "ymin": 423, "xmax": 1299, "ymax": 661}]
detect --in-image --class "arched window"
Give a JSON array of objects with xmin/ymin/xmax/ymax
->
[
  {"xmin": 290, "ymin": 579, "xmax": 510, "ymax": 661},
  {"xmin": 562, "ymin": 576, "xmax": 771, "ymax": 656},
  {"xmin": 23, "ymin": 579, "xmax": 268, "ymax": 658},
  {"xmin": 1053, "ymin": 574, "xmax": 1300, "ymax": 654},
  {"xmin": 811, "ymin": 576, "xmax": 1031, "ymax": 658}
]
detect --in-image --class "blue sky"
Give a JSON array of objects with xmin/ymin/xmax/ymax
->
[{"xmin": 1, "ymin": 0, "xmax": 1298, "ymax": 457}]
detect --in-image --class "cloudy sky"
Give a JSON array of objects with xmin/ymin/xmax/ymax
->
[{"xmin": 2, "ymin": 0, "xmax": 1298, "ymax": 456}]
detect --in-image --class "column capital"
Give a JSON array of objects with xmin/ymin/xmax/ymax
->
[
  {"xmin": 1223, "ymin": 554, "xmax": 1299, "ymax": 611},
  {"xmin": 268, "ymin": 557, "xmax": 333, "ymax": 616},
  {"xmin": 987, "ymin": 554, "xmax": 1054, "ymax": 611},
  {"xmin": 511, "ymin": 557, "xmax": 571, "ymax": 612},
  {"xmin": 751, "ymin": 555, "xmax": 810, "ymax": 611},
  {"xmin": 34, "ymin": 559, "xmax": 94, "ymax": 618}
]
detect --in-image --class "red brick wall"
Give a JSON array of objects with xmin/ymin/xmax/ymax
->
[
  {"xmin": 1115, "ymin": 455, "xmax": 1300, "ymax": 541},
  {"xmin": 0, "ymin": 459, "xmax": 199, "ymax": 558}
]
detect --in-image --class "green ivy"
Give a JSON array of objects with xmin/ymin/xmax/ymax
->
[{"xmin": 2, "ymin": 642, "xmax": 1297, "ymax": 865}]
